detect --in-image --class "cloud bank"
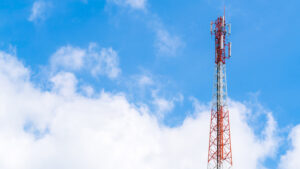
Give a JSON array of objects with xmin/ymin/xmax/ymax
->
[
  {"xmin": 279, "ymin": 125, "xmax": 300, "ymax": 169},
  {"xmin": 0, "ymin": 49, "xmax": 282, "ymax": 169}
]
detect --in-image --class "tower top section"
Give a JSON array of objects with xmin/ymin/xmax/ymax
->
[{"xmin": 210, "ymin": 15, "xmax": 231, "ymax": 64}]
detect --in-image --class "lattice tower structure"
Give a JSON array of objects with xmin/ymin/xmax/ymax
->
[{"xmin": 207, "ymin": 14, "xmax": 232, "ymax": 169}]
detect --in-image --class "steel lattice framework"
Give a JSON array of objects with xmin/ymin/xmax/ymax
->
[{"xmin": 207, "ymin": 14, "xmax": 232, "ymax": 169}]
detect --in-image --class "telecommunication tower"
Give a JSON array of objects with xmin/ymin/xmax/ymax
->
[{"xmin": 207, "ymin": 12, "xmax": 232, "ymax": 169}]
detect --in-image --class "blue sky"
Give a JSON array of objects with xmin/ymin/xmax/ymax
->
[{"xmin": 0, "ymin": 0, "xmax": 299, "ymax": 168}]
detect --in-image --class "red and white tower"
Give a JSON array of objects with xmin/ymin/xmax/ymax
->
[{"xmin": 207, "ymin": 13, "xmax": 232, "ymax": 169}]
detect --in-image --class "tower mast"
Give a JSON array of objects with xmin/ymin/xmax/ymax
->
[{"xmin": 208, "ymin": 13, "xmax": 232, "ymax": 169}]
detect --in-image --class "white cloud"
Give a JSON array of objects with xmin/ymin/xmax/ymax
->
[
  {"xmin": 28, "ymin": 1, "xmax": 49, "ymax": 22},
  {"xmin": 152, "ymin": 97, "xmax": 174, "ymax": 116},
  {"xmin": 0, "ymin": 50, "xmax": 283, "ymax": 169},
  {"xmin": 50, "ymin": 72, "xmax": 78, "ymax": 96},
  {"xmin": 279, "ymin": 125, "xmax": 300, "ymax": 169},
  {"xmin": 81, "ymin": 85, "xmax": 94, "ymax": 97},
  {"xmin": 0, "ymin": 51, "xmax": 29, "ymax": 81},
  {"xmin": 89, "ymin": 46, "xmax": 121, "ymax": 79},
  {"xmin": 155, "ymin": 29, "xmax": 184, "ymax": 56},
  {"xmin": 50, "ymin": 46, "xmax": 86, "ymax": 71},
  {"xmin": 151, "ymin": 91, "xmax": 184, "ymax": 118},
  {"xmin": 50, "ymin": 43, "xmax": 121, "ymax": 79},
  {"xmin": 108, "ymin": 0, "xmax": 147, "ymax": 10},
  {"xmin": 138, "ymin": 75, "xmax": 153, "ymax": 86}
]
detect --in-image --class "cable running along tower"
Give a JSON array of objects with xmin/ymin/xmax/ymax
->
[{"xmin": 207, "ymin": 13, "xmax": 232, "ymax": 169}]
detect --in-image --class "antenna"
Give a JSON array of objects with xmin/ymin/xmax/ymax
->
[{"xmin": 224, "ymin": 5, "xmax": 225, "ymax": 18}]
